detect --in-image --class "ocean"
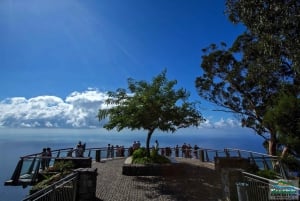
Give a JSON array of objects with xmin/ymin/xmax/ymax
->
[{"xmin": 0, "ymin": 127, "xmax": 265, "ymax": 201}]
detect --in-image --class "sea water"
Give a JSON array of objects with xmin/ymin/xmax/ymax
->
[{"xmin": 0, "ymin": 127, "xmax": 265, "ymax": 201}]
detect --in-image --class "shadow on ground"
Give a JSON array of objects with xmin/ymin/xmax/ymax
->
[{"xmin": 134, "ymin": 163, "xmax": 222, "ymax": 201}]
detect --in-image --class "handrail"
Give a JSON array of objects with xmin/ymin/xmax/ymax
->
[
  {"xmin": 241, "ymin": 171, "xmax": 299, "ymax": 200},
  {"xmin": 5, "ymin": 146, "xmax": 290, "ymax": 186},
  {"xmin": 22, "ymin": 172, "xmax": 79, "ymax": 201},
  {"xmin": 224, "ymin": 148, "xmax": 278, "ymax": 158}
]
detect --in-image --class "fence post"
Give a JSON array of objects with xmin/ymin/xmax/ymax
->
[
  {"xmin": 199, "ymin": 150, "xmax": 205, "ymax": 162},
  {"xmin": 95, "ymin": 150, "xmax": 101, "ymax": 162}
]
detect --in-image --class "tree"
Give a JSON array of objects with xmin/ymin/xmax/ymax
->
[
  {"xmin": 98, "ymin": 70, "xmax": 204, "ymax": 157},
  {"xmin": 263, "ymin": 93, "xmax": 300, "ymax": 157},
  {"xmin": 195, "ymin": 0, "xmax": 300, "ymax": 155}
]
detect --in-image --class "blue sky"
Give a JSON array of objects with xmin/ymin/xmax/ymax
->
[{"xmin": 0, "ymin": 0, "xmax": 245, "ymax": 128}]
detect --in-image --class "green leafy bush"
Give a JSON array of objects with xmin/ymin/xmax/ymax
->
[
  {"xmin": 52, "ymin": 161, "xmax": 74, "ymax": 174},
  {"xmin": 132, "ymin": 148, "xmax": 170, "ymax": 164},
  {"xmin": 256, "ymin": 169, "xmax": 278, "ymax": 179}
]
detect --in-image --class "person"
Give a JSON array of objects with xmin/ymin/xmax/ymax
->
[
  {"xmin": 154, "ymin": 140, "xmax": 159, "ymax": 150},
  {"xmin": 111, "ymin": 145, "xmax": 114, "ymax": 158},
  {"xmin": 187, "ymin": 144, "xmax": 192, "ymax": 158},
  {"xmin": 166, "ymin": 147, "xmax": 172, "ymax": 157},
  {"xmin": 132, "ymin": 141, "xmax": 138, "ymax": 151},
  {"xmin": 45, "ymin": 147, "xmax": 52, "ymax": 169},
  {"xmin": 75, "ymin": 141, "xmax": 84, "ymax": 157},
  {"xmin": 193, "ymin": 145, "xmax": 199, "ymax": 159},
  {"xmin": 41, "ymin": 148, "xmax": 47, "ymax": 170},
  {"xmin": 120, "ymin": 146, "xmax": 125, "ymax": 157},
  {"xmin": 175, "ymin": 145, "xmax": 179, "ymax": 157},
  {"xmin": 182, "ymin": 143, "xmax": 187, "ymax": 157},
  {"xmin": 107, "ymin": 144, "xmax": 111, "ymax": 158}
]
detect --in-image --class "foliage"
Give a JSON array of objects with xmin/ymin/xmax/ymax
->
[
  {"xmin": 256, "ymin": 169, "xmax": 279, "ymax": 180},
  {"xmin": 226, "ymin": 0, "xmax": 300, "ymax": 73},
  {"xmin": 150, "ymin": 149, "xmax": 170, "ymax": 164},
  {"xmin": 195, "ymin": 0, "xmax": 300, "ymax": 155},
  {"xmin": 30, "ymin": 173, "xmax": 62, "ymax": 194},
  {"xmin": 51, "ymin": 161, "xmax": 74, "ymax": 174},
  {"xmin": 281, "ymin": 154, "xmax": 300, "ymax": 172},
  {"xmin": 30, "ymin": 161, "xmax": 74, "ymax": 194},
  {"xmin": 99, "ymin": 70, "xmax": 204, "ymax": 156},
  {"xmin": 263, "ymin": 93, "xmax": 300, "ymax": 154},
  {"xmin": 132, "ymin": 148, "xmax": 170, "ymax": 164}
]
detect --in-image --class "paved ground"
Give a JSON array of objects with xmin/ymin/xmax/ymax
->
[{"xmin": 92, "ymin": 158, "xmax": 223, "ymax": 201}]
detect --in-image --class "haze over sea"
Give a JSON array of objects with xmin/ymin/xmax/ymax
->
[{"xmin": 0, "ymin": 127, "xmax": 265, "ymax": 201}]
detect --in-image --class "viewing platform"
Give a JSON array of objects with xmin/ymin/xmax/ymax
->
[
  {"xmin": 93, "ymin": 157, "xmax": 222, "ymax": 201},
  {"xmin": 5, "ymin": 146, "xmax": 299, "ymax": 201}
]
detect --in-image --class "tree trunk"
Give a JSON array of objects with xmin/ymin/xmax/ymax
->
[
  {"xmin": 146, "ymin": 129, "xmax": 154, "ymax": 157},
  {"xmin": 280, "ymin": 146, "xmax": 289, "ymax": 158},
  {"xmin": 268, "ymin": 132, "xmax": 277, "ymax": 156}
]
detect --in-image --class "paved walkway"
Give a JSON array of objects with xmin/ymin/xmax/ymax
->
[{"xmin": 92, "ymin": 158, "xmax": 223, "ymax": 201}]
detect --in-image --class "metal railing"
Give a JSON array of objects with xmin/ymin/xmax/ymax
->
[
  {"xmin": 6, "ymin": 146, "xmax": 280, "ymax": 185},
  {"xmin": 239, "ymin": 171, "xmax": 299, "ymax": 201},
  {"xmin": 5, "ymin": 146, "xmax": 289, "ymax": 186},
  {"xmin": 224, "ymin": 148, "xmax": 288, "ymax": 178},
  {"xmin": 22, "ymin": 172, "xmax": 78, "ymax": 201}
]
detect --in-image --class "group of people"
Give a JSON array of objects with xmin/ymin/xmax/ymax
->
[
  {"xmin": 128, "ymin": 141, "xmax": 141, "ymax": 156},
  {"xmin": 153, "ymin": 143, "xmax": 200, "ymax": 158},
  {"xmin": 41, "ymin": 147, "xmax": 52, "ymax": 170},
  {"xmin": 40, "ymin": 140, "xmax": 202, "ymax": 169},
  {"xmin": 106, "ymin": 144, "xmax": 125, "ymax": 158},
  {"xmin": 181, "ymin": 143, "xmax": 200, "ymax": 158},
  {"xmin": 66, "ymin": 141, "xmax": 86, "ymax": 157}
]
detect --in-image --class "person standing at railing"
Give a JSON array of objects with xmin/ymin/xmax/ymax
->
[
  {"xmin": 175, "ymin": 145, "xmax": 179, "ymax": 157},
  {"xmin": 107, "ymin": 144, "xmax": 111, "ymax": 158},
  {"xmin": 193, "ymin": 145, "xmax": 199, "ymax": 159},
  {"xmin": 111, "ymin": 145, "xmax": 114, "ymax": 158},
  {"xmin": 41, "ymin": 148, "xmax": 47, "ymax": 170},
  {"xmin": 45, "ymin": 147, "xmax": 52, "ymax": 169},
  {"xmin": 182, "ymin": 143, "xmax": 187, "ymax": 158},
  {"xmin": 75, "ymin": 141, "xmax": 85, "ymax": 157},
  {"xmin": 154, "ymin": 140, "xmax": 159, "ymax": 151}
]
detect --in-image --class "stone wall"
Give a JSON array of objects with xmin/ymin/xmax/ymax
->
[
  {"xmin": 215, "ymin": 157, "xmax": 251, "ymax": 201},
  {"xmin": 221, "ymin": 168, "xmax": 244, "ymax": 201},
  {"xmin": 74, "ymin": 168, "xmax": 98, "ymax": 201},
  {"xmin": 215, "ymin": 157, "xmax": 251, "ymax": 172}
]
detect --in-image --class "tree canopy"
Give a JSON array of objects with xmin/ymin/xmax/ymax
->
[
  {"xmin": 196, "ymin": 0, "xmax": 300, "ymax": 155},
  {"xmin": 99, "ymin": 70, "xmax": 204, "ymax": 156}
]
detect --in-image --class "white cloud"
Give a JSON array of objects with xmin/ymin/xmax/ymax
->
[
  {"xmin": 199, "ymin": 117, "xmax": 240, "ymax": 129},
  {"xmin": 0, "ymin": 89, "xmax": 109, "ymax": 128},
  {"xmin": 0, "ymin": 89, "xmax": 242, "ymax": 129}
]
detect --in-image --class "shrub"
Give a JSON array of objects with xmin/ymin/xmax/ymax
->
[
  {"xmin": 256, "ymin": 169, "xmax": 278, "ymax": 179},
  {"xmin": 52, "ymin": 161, "xmax": 74, "ymax": 174},
  {"xmin": 132, "ymin": 148, "xmax": 170, "ymax": 164}
]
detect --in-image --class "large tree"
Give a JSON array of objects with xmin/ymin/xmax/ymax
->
[
  {"xmin": 263, "ymin": 93, "xmax": 300, "ymax": 157},
  {"xmin": 98, "ymin": 70, "xmax": 204, "ymax": 157},
  {"xmin": 195, "ymin": 0, "xmax": 300, "ymax": 155}
]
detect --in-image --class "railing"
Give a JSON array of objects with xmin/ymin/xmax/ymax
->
[
  {"xmin": 239, "ymin": 171, "xmax": 299, "ymax": 201},
  {"xmin": 224, "ymin": 148, "xmax": 288, "ymax": 178},
  {"xmin": 22, "ymin": 172, "xmax": 78, "ymax": 201},
  {"xmin": 5, "ymin": 146, "xmax": 288, "ymax": 186}
]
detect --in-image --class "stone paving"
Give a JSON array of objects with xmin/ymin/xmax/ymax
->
[{"xmin": 92, "ymin": 158, "xmax": 223, "ymax": 201}]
